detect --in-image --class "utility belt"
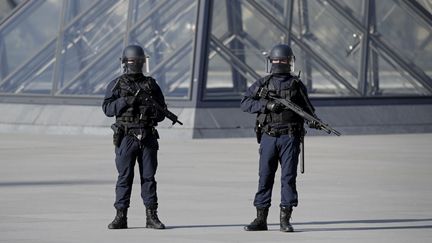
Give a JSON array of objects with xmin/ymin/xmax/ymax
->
[
  {"xmin": 264, "ymin": 123, "xmax": 303, "ymax": 137},
  {"xmin": 126, "ymin": 126, "xmax": 159, "ymax": 141},
  {"xmin": 111, "ymin": 122, "xmax": 158, "ymax": 147}
]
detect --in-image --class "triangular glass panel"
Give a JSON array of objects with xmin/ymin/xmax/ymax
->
[
  {"xmin": 58, "ymin": 42, "xmax": 123, "ymax": 96},
  {"xmin": 370, "ymin": 49, "xmax": 430, "ymax": 96},
  {"xmin": 0, "ymin": 41, "xmax": 56, "ymax": 94}
]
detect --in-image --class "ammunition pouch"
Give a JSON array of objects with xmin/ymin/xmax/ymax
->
[
  {"xmin": 111, "ymin": 123, "xmax": 125, "ymax": 147},
  {"xmin": 116, "ymin": 116, "xmax": 155, "ymax": 127}
]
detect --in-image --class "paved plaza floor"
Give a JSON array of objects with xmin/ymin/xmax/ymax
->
[{"xmin": 0, "ymin": 133, "xmax": 431, "ymax": 242}]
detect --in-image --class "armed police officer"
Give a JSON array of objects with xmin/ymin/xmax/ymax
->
[
  {"xmin": 241, "ymin": 44, "xmax": 319, "ymax": 232},
  {"xmin": 102, "ymin": 44, "xmax": 166, "ymax": 230}
]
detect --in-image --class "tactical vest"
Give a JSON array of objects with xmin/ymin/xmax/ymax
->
[
  {"xmin": 114, "ymin": 74, "xmax": 157, "ymax": 127},
  {"xmin": 257, "ymin": 75, "xmax": 304, "ymax": 134}
]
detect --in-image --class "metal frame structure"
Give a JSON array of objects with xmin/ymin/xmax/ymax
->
[
  {"xmin": 202, "ymin": 0, "xmax": 432, "ymax": 106},
  {"xmin": 0, "ymin": 0, "xmax": 431, "ymax": 107}
]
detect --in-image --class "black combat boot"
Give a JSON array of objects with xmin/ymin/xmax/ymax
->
[
  {"xmin": 145, "ymin": 206, "xmax": 165, "ymax": 229},
  {"xmin": 244, "ymin": 207, "xmax": 269, "ymax": 231},
  {"xmin": 280, "ymin": 206, "xmax": 294, "ymax": 232},
  {"xmin": 108, "ymin": 208, "xmax": 128, "ymax": 229}
]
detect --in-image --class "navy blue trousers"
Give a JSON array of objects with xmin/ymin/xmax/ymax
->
[
  {"xmin": 113, "ymin": 134, "xmax": 159, "ymax": 209},
  {"xmin": 254, "ymin": 133, "xmax": 301, "ymax": 209}
]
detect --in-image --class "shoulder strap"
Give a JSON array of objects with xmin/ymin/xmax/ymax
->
[
  {"xmin": 110, "ymin": 76, "xmax": 123, "ymax": 92},
  {"xmin": 256, "ymin": 75, "xmax": 273, "ymax": 126},
  {"xmin": 114, "ymin": 75, "xmax": 137, "ymax": 95},
  {"xmin": 143, "ymin": 76, "xmax": 156, "ymax": 92},
  {"xmin": 262, "ymin": 74, "xmax": 273, "ymax": 89}
]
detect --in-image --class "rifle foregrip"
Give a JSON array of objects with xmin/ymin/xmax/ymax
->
[{"xmin": 165, "ymin": 112, "xmax": 183, "ymax": 125}]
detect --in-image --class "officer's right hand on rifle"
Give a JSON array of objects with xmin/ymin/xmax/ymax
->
[
  {"xmin": 266, "ymin": 101, "xmax": 284, "ymax": 113},
  {"xmin": 124, "ymin": 96, "xmax": 136, "ymax": 106},
  {"xmin": 256, "ymin": 87, "xmax": 283, "ymax": 113}
]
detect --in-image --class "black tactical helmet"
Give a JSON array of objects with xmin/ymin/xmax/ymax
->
[
  {"xmin": 268, "ymin": 44, "xmax": 295, "ymax": 61},
  {"xmin": 121, "ymin": 45, "xmax": 146, "ymax": 74},
  {"xmin": 267, "ymin": 44, "xmax": 295, "ymax": 74}
]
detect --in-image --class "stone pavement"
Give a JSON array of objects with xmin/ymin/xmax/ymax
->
[{"xmin": 0, "ymin": 133, "xmax": 431, "ymax": 243}]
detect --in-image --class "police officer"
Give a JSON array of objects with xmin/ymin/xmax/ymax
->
[
  {"xmin": 102, "ymin": 44, "xmax": 166, "ymax": 230},
  {"xmin": 241, "ymin": 44, "xmax": 318, "ymax": 232}
]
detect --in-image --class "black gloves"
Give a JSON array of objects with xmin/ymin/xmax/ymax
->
[
  {"xmin": 124, "ymin": 96, "xmax": 136, "ymax": 106},
  {"xmin": 258, "ymin": 87, "xmax": 283, "ymax": 113},
  {"xmin": 308, "ymin": 115, "xmax": 322, "ymax": 129},
  {"xmin": 308, "ymin": 121, "xmax": 321, "ymax": 129},
  {"xmin": 266, "ymin": 101, "xmax": 284, "ymax": 113}
]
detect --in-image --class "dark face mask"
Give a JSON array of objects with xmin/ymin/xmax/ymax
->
[
  {"xmin": 271, "ymin": 63, "xmax": 291, "ymax": 74},
  {"xmin": 124, "ymin": 60, "xmax": 144, "ymax": 74}
]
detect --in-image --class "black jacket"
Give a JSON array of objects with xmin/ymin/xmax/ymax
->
[
  {"xmin": 102, "ymin": 73, "xmax": 166, "ymax": 125},
  {"xmin": 240, "ymin": 74, "xmax": 315, "ymax": 128}
]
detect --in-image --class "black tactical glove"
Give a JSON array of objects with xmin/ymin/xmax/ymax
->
[
  {"xmin": 308, "ymin": 120, "xmax": 321, "ymax": 129},
  {"xmin": 266, "ymin": 101, "xmax": 284, "ymax": 113},
  {"xmin": 124, "ymin": 96, "xmax": 136, "ymax": 106},
  {"xmin": 308, "ymin": 115, "xmax": 323, "ymax": 129}
]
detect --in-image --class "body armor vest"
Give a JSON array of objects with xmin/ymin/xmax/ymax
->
[
  {"xmin": 115, "ymin": 74, "xmax": 157, "ymax": 127},
  {"xmin": 257, "ymin": 75, "xmax": 304, "ymax": 134}
]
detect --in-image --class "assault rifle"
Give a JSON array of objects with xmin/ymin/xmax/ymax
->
[
  {"xmin": 267, "ymin": 93, "xmax": 341, "ymax": 136},
  {"xmin": 135, "ymin": 89, "xmax": 183, "ymax": 126}
]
